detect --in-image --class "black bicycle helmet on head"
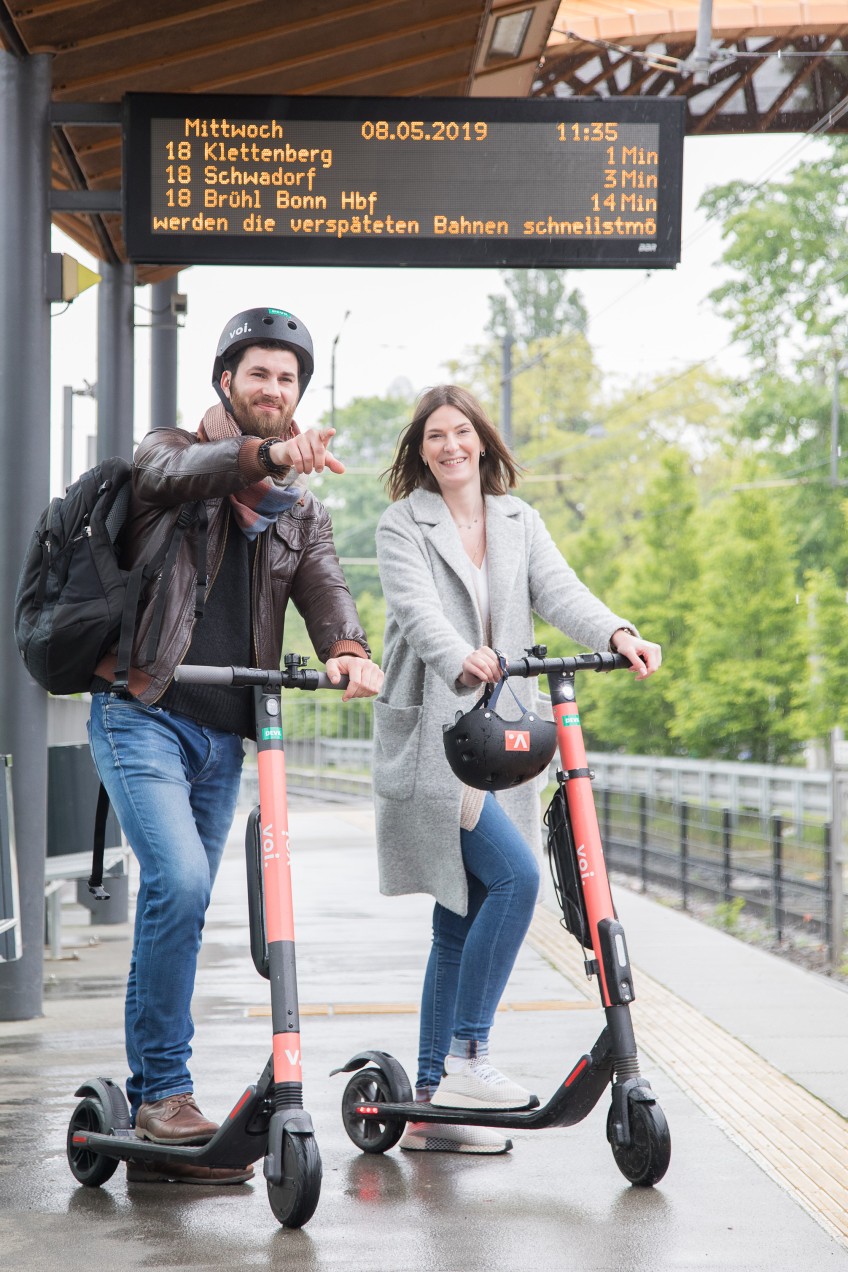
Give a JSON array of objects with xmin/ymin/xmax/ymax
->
[
  {"xmin": 212, "ymin": 306, "xmax": 315, "ymax": 410},
  {"xmin": 442, "ymin": 677, "xmax": 557, "ymax": 792}
]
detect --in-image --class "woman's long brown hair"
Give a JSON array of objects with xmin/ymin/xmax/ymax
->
[{"xmin": 383, "ymin": 385, "xmax": 521, "ymax": 502}]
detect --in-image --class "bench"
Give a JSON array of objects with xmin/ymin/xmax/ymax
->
[
  {"xmin": 44, "ymin": 847, "xmax": 131, "ymax": 960},
  {"xmin": 0, "ymin": 756, "xmax": 22, "ymax": 964},
  {"xmin": 45, "ymin": 743, "xmax": 129, "ymax": 959}
]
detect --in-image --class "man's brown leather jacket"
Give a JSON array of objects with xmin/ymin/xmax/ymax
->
[{"xmin": 94, "ymin": 426, "xmax": 369, "ymax": 703}]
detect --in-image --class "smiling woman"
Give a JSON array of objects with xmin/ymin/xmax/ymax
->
[{"xmin": 370, "ymin": 383, "xmax": 661, "ymax": 1151}]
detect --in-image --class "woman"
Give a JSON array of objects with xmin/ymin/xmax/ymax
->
[{"xmin": 373, "ymin": 386, "xmax": 661, "ymax": 1155}]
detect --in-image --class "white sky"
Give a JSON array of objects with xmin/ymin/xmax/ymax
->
[{"xmin": 50, "ymin": 130, "xmax": 827, "ymax": 487}]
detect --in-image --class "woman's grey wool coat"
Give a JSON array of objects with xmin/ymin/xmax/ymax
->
[{"xmin": 373, "ymin": 488, "xmax": 636, "ymax": 917}]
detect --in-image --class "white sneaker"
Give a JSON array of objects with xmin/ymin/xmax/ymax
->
[
  {"xmin": 430, "ymin": 1056, "xmax": 536, "ymax": 1110},
  {"xmin": 399, "ymin": 1120, "xmax": 512, "ymax": 1154}
]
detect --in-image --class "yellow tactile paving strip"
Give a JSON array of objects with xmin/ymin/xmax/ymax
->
[
  {"xmin": 246, "ymin": 998, "xmax": 597, "ymax": 1018},
  {"xmin": 528, "ymin": 905, "xmax": 848, "ymax": 1248}
]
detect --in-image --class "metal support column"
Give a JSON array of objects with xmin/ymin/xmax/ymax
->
[
  {"xmin": 97, "ymin": 261, "xmax": 135, "ymax": 460},
  {"xmin": 0, "ymin": 50, "xmax": 52, "ymax": 1019},
  {"xmin": 150, "ymin": 273, "xmax": 180, "ymax": 430},
  {"xmin": 500, "ymin": 330, "xmax": 513, "ymax": 448}
]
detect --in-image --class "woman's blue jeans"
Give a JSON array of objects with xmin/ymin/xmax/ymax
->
[
  {"xmin": 88, "ymin": 693, "xmax": 243, "ymax": 1115},
  {"xmin": 417, "ymin": 793, "xmax": 540, "ymax": 1094}
]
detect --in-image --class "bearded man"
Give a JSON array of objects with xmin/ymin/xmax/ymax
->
[{"xmin": 87, "ymin": 307, "xmax": 381, "ymax": 1184}]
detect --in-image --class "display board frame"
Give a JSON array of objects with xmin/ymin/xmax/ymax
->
[{"xmin": 123, "ymin": 93, "xmax": 685, "ymax": 269}]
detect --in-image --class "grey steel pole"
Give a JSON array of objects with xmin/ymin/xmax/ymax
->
[
  {"xmin": 330, "ymin": 309, "xmax": 350, "ymax": 432},
  {"xmin": 97, "ymin": 261, "xmax": 135, "ymax": 460},
  {"xmin": 150, "ymin": 274, "xmax": 180, "ymax": 430},
  {"xmin": 829, "ymin": 730, "xmax": 845, "ymax": 969},
  {"xmin": 830, "ymin": 356, "xmax": 841, "ymax": 487},
  {"xmin": 500, "ymin": 330, "xmax": 513, "ymax": 448},
  {"xmin": 0, "ymin": 51, "xmax": 52, "ymax": 1020},
  {"xmin": 691, "ymin": 0, "xmax": 714, "ymax": 85},
  {"xmin": 62, "ymin": 384, "xmax": 74, "ymax": 489}
]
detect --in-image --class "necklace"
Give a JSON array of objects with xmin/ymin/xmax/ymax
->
[
  {"xmin": 453, "ymin": 506, "xmax": 485, "ymax": 530},
  {"xmin": 467, "ymin": 525, "xmax": 486, "ymax": 567}
]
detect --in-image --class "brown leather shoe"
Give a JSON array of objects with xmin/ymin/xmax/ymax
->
[
  {"xmin": 135, "ymin": 1093, "xmax": 219, "ymax": 1145},
  {"xmin": 127, "ymin": 1159, "xmax": 253, "ymax": 1186}
]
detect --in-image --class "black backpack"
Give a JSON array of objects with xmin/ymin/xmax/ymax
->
[{"xmin": 13, "ymin": 457, "xmax": 207, "ymax": 894}]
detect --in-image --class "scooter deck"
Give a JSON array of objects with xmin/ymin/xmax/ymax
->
[
  {"xmin": 70, "ymin": 1078, "xmax": 275, "ymax": 1170},
  {"xmin": 354, "ymin": 1032, "xmax": 615, "ymax": 1132}
]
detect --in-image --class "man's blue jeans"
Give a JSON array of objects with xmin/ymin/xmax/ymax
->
[
  {"xmin": 416, "ymin": 793, "xmax": 540, "ymax": 1094},
  {"xmin": 88, "ymin": 693, "xmax": 243, "ymax": 1115}
]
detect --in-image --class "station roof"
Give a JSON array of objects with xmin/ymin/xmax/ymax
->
[
  {"xmin": 0, "ymin": 0, "xmax": 559, "ymax": 276},
  {"xmin": 540, "ymin": 3, "xmax": 848, "ymax": 135},
  {"xmin": 1, "ymin": 1, "xmax": 846, "ymax": 276}
]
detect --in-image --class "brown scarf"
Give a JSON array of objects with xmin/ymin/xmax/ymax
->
[{"xmin": 196, "ymin": 404, "xmax": 301, "ymax": 539}]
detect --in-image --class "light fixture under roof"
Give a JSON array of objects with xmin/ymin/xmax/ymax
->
[{"xmin": 488, "ymin": 9, "xmax": 534, "ymax": 61}]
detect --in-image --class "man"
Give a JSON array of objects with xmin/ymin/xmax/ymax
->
[{"xmin": 88, "ymin": 307, "xmax": 382, "ymax": 1184}]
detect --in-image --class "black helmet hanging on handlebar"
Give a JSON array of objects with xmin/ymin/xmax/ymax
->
[
  {"xmin": 442, "ymin": 677, "xmax": 558, "ymax": 791},
  {"xmin": 212, "ymin": 307, "xmax": 315, "ymax": 410}
]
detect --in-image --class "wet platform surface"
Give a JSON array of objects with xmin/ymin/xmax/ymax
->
[{"xmin": 1, "ymin": 801, "xmax": 847, "ymax": 1271}]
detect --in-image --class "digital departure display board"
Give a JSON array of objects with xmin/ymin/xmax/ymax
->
[{"xmin": 123, "ymin": 94, "xmax": 684, "ymax": 269}]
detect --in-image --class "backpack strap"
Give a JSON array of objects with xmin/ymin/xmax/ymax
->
[{"xmin": 87, "ymin": 782, "xmax": 112, "ymax": 901}]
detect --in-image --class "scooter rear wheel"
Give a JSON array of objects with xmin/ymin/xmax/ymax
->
[
  {"xmin": 607, "ymin": 1098, "xmax": 671, "ymax": 1186},
  {"xmin": 67, "ymin": 1096, "xmax": 120, "ymax": 1187},
  {"xmin": 342, "ymin": 1067, "xmax": 409, "ymax": 1154},
  {"xmin": 267, "ymin": 1131, "xmax": 322, "ymax": 1229}
]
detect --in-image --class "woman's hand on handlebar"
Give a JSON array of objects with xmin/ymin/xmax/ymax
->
[
  {"xmin": 458, "ymin": 645, "xmax": 503, "ymax": 688},
  {"xmin": 610, "ymin": 629, "xmax": 662, "ymax": 680},
  {"xmin": 326, "ymin": 654, "xmax": 384, "ymax": 701}
]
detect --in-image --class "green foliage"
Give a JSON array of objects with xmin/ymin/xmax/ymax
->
[
  {"xmin": 667, "ymin": 485, "xmax": 808, "ymax": 762},
  {"xmin": 806, "ymin": 563, "xmax": 848, "ymax": 738},
  {"xmin": 700, "ymin": 138, "xmax": 848, "ymax": 374},
  {"xmin": 310, "ymin": 391, "xmax": 411, "ymax": 600},
  {"xmin": 486, "ymin": 267, "xmax": 587, "ymax": 343},
  {"xmin": 579, "ymin": 449, "xmax": 701, "ymax": 755},
  {"xmin": 712, "ymin": 896, "xmax": 746, "ymax": 933}
]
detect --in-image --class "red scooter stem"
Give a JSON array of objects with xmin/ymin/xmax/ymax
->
[
  {"xmin": 253, "ymin": 687, "xmax": 303, "ymax": 1087},
  {"xmin": 550, "ymin": 676, "xmax": 617, "ymax": 1006}
]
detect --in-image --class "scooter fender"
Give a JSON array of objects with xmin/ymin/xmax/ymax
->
[
  {"xmin": 608, "ymin": 1076, "xmax": 657, "ymax": 1147},
  {"xmin": 329, "ymin": 1049, "xmax": 410, "ymax": 1091},
  {"xmin": 72, "ymin": 1076, "xmax": 131, "ymax": 1131},
  {"xmin": 264, "ymin": 1109, "xmax": 315, "ymax": 1185}
]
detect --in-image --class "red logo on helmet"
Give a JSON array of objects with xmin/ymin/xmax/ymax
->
[{"xmin": 505, "ymin": 731, "xmax": 530, "ymax": 751}]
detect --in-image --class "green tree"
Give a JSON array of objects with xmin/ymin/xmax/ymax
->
[
  {"xmin": 486, "ymin": 267, "xmax": 587, "ymax": 344},
  {"xmin": 806, "ymin": 562, "xmax": 848, "ymax": 739},
  {"xmin": 579, "ymin": 449, "xmax": 701, "ymax": 755},
  {"xmin": 700, "ymin": 139, "xmax": 848, "ymax": 579},
  {"xmin": 310, "ymin": 391, "xmax": 411, "ymax": 599},
  {"xmin": 700, "ymin": 138, "xmax": 848, "ymax": 374},
  {"xmin": 668, "ymin": 485, "xmax": 808, "ymax": 762}
]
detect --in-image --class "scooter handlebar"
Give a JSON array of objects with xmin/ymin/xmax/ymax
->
[
  {"xmin": 506, "ymin": 651, "xmax": 632, "ymax": 678},
  {"xmin": 173, "ymin": 664, "xmax": 349, "ymax": 691}
]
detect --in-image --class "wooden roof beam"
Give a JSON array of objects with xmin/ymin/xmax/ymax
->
[
  {"xmin": 33, "ymin": 0, "xmax": 406, "ymax": 57},
  {"xmin": 759, "ymin": 34, "xmax": 839, "ymax": 130},
  {"xmin": 53, "ymin": 3, "xmax": 482, "ymax": 95}
]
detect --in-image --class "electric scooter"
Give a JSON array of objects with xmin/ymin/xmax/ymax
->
[
  {"xmin": 65, "ymin": 655, "xmax": 347, "ymax": 1229},
  {"xmin": 333, "ymin": 648, "xmax": 671, "ymax": 1187}
]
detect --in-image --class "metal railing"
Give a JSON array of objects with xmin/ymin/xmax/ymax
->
[
  {"xmin": 594, "ymin": 790, "xmax": 837, "ymax": 961},
  {"xmin": 234, "ymin": 700, "xmax": 846, "ymax": 966}
]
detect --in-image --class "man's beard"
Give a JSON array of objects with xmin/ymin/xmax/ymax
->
[{"xmin": 226, "ymin": 383, "xmax": 295, "ymax": 439}]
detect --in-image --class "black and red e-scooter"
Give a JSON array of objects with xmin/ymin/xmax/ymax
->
[
  {"xmin": 334, "ymin": 648, "xmax": 671, "ymax": 1188},
  {"xmin": 65, "ymin": 655, "xmax": 346, "ymax": 1228}
]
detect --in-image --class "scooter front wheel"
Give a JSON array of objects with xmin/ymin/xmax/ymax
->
[
  {"xmin": 267, "ymin": 1131, "xmax": 322, "ymax": 1229},
  {"xmin": 67, "ymin": 1096, "xmax": 121, "ymax": 1187},
  {"xmin": 342, "ymin": 1066, "xmax": 410, "ymax": 1154},
  {"xmin": 607, "ymin": 1098, "xmax": 671, "ymax": 1186}
]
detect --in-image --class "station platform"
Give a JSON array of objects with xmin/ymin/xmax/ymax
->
[{"xmin": 0, "ymin": 799, "xmax": 846, "ymax": 1271}]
